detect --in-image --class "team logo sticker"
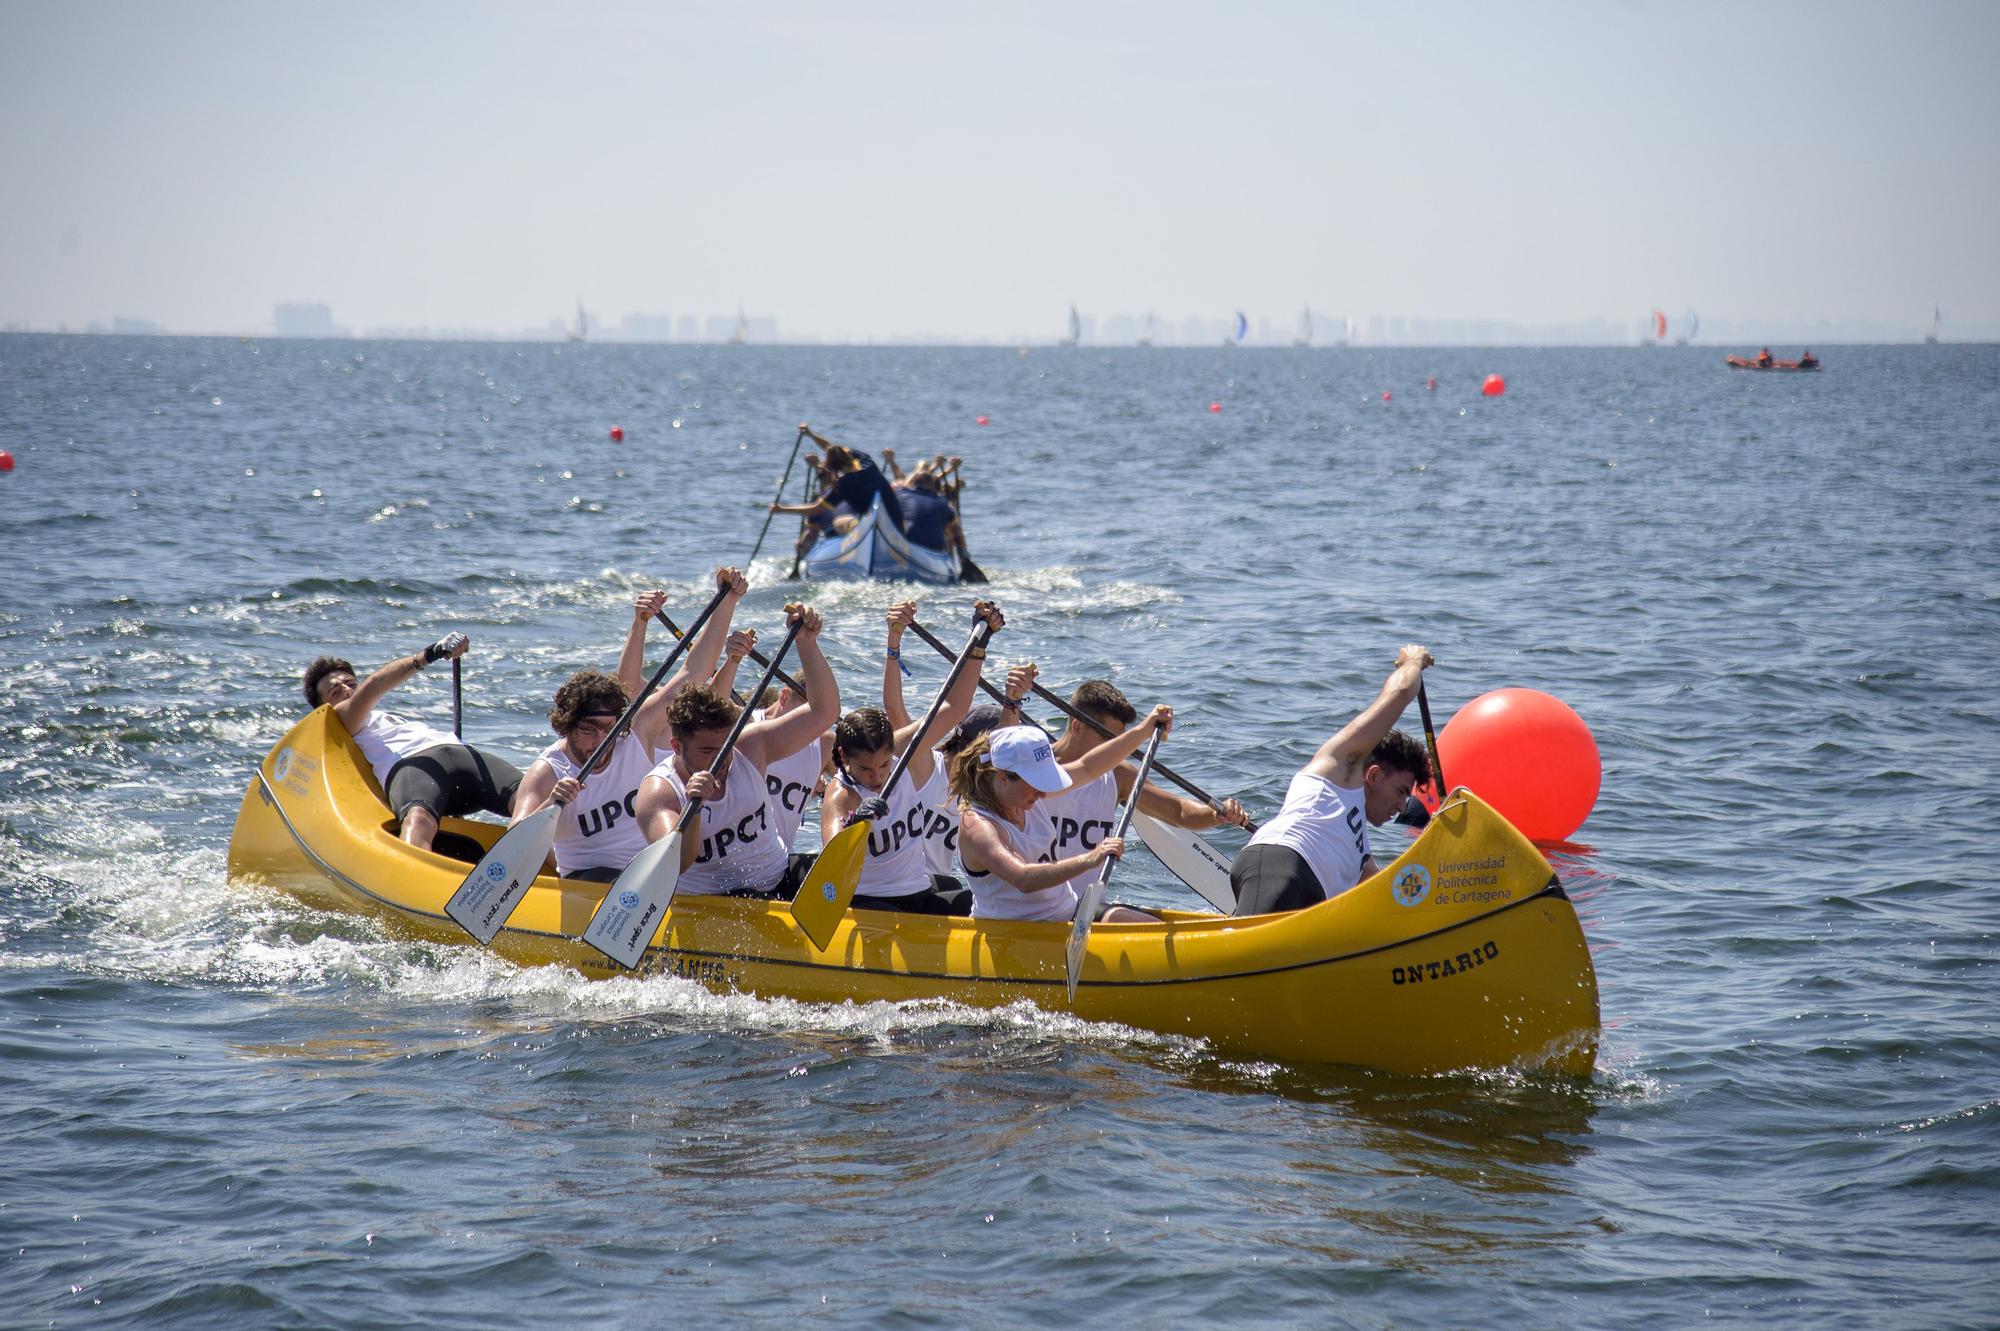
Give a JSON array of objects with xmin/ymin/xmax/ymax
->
[
  {"xmin": 484, "ymin": 861, "xmax": 508, "ymax": 884},
  {"xmin": 272, "ymin": 748, "xmax": 293, "ymax": 782},
  {"xmin": 820, "ymin": 881, "xmax": 837, "ymax": 902},
  {"xmin": 618, "ymin": 890, "xmax": 640, "ymax": 910},
  {"xmin": 1390, "ymin": 865, "xmax": 1431, "ymax": 907}
]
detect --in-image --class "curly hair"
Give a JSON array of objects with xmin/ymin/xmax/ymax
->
[
  {"xmin": 1369, "ymin": 730, "xmax": 1432, "ymax": 782},
  {"xmin": 1069, "ymin": 679, "xmax": 1136, "ymax": 730},
  {"xmin": 832, "ymin": 707, "xmax": 895, "ymax": 775},
  {"xmin": 302, "ymin": 656, "xmax": 355, "ymax": 709},
  {"xmin": 665, "ymin": 683, "xmax": 740, "ymax": 743},
  {"xmin": 548, "ymin": 670, "xmax": 629, "ymax": 734}
]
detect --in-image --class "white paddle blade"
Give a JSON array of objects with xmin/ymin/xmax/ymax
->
[
  {"xmin": 582, "ymin": 832, "xmax": 681, "ymax": 969},
  {"xmin": 444, "ymin": 806, "xmax": 559, "ymax": 944},
  {"xmin": 1064, "ymin": 869, "xmax": 1112, "ymax": 1004},
  {"xmin": 1130, "ymin": 812, "xmax": 1236, "ymax": 913}
]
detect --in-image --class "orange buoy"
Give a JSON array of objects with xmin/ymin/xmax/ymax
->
[
  {"xmin": 0, "ymin": 450, "xmax": 13, "ymax": 472},
  {"xmin": 609, "ymin": 425, "xmax": 624, "ymax": 442},
  {"xmin": 1435, "ymin": 688, "xmax": 1599, "ymax": 841},
  {"xmin": 1481, "ymin": 374, "xmax": 1506, "ymax": 397},
  {"xmin": 1209, "ymin": 401, "xmax": 1222, "ymax": 413},
  {"xmin": 1426, "ymin": 376, "xmax": 1437, "ymax": 391}
]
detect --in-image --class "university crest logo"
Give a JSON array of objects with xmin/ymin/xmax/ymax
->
[{"xmin": 1391, "ymin": 865, "xmax": 1431, "ymax": 907}]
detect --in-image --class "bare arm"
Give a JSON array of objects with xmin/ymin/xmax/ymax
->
[
  {"xmin": 881, "ymin": 601, "xmax": 916, "ymax": 731},
  {"xmin": 1303, "ymin": 644, "xmax": 1433, "ymax": 787},
  {"xmin": 634, "ymin": 567, "xmax": 747, "ymax": 749},
  {"xmin": 1061, "ymin": 705, "xmax": 1172, "ymax": 788},
  {"xmin": 616, "ymin": 591, "xmax": 668, "ymax": 697},
  {"xmin": 331, "ymin": 632, "xmax": 466, "ymax": 733},
  {"xmin": 958, "ymin": 808, "xmax": 1122, "ymax": 892},
  {"xmin": 510, "ymin": 759, "xmax": 560, "ymax": 822},
  {"xmin": 706, "ymin": 629, "xmax": 756, "ymax": 697},
  {"xmin": 738, "ymin": 605, "xmax": 839, "ymax": 770}
]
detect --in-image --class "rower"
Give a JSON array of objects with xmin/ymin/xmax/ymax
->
[
  {"xmin": 1756, "ymin": 347, "xmax": 1774, "ymax": 368},
  {"xmin": 1798, "ymin": 349, "xmax": 1819, "ymax": 368},
  {"xmin": 948, "ymin": 711, "xmax": 1171, "ymax": 923},
  {"xmin": 821, "ymin": 601, "xmax": 1004, "ymax": 915},
  {"xmin": 692, "ymin": 626, "xmax": 830, "ymax": 852},
  {"xmin": 1230, "ymin": 644, "xmax": 1434, "ymax": 915},
  {"xmin": 302, "ymin": 632, "xmax": 520, "ymax": 853},
  {"xmin": 631, "ymin": 603, "xmax": 841, "ymax": 898},
  {"xmin": 769, "ymin": 443, "xmax": 906, "ymax": 535},
  {"xmin": 509, "ymin": 573, "xmax": 747, "ymax": 881}
]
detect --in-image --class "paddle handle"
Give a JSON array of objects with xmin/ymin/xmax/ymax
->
[
  {"xmin": 451, "ymin": 658, "xmax": 462, "ymax": 739},
  {"xmin": 670, "ymin": 617, "xmax": 804, "ymax": 835},
  {"xmin": 655, "ymin": 609, "xmax": 808, "ymax": 699},
  {"xmin": 903, "ymin": 618, "xmax": 1255, "ymax": 833},
  {"xmin": 745, "ymin": 427, "xmax": 808, "ymax": 568},
  {"xmin": 1416, "ymin": 677, "xmax": 1445, "ymax": 796}
]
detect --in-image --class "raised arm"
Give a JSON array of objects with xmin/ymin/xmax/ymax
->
[
  {"xmin": 1061, "ymin": 704, "xmax": 1172, "ymax": 788},
  {"xmin": 331, "ymin": 632, "xmax": 466, "ymax": 733},
  {"xmin": 739, "ymin": 604, "xmax": 839, "ymax": 769},
  {"xmin": 1130, "ymin": 775, "xmax": 1249, "ymax": 830},
  {"xmin": 1303, "ymin": 644, "xmax": 1434, "ymax": 787},
  {"xmin": 706, "ymin": 628, "xmax": 757, "ymax": 698},
  {"xmin": 616, "ymin": 591, "xmax": 668, "ymax": 697},
  {"xmin": 893, "ymin": 601, "xmax": 1003, "ymax": 786},
  {"xmin": 634, "ymin": 567, "xmax": 748, "ymax": 749},
  {"xmin": 881, "ymin": 600, "xmax": 917, "ymax": 731}
]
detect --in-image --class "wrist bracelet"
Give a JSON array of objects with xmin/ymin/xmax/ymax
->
[{"xmin": 887, "ymin": 646, "xmax": 911, "ymax": 677}]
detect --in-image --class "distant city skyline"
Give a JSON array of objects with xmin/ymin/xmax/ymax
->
[{"xmin": 3, "ymin": 3, "xmax": 1995, "ymax": 345}]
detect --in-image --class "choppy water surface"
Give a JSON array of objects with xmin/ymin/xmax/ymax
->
[{"xmin": 2, "ymin": 334, "xmax": 1996, "ymax": 1327}]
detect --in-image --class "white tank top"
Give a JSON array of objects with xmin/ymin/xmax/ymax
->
[
  {"xmin": 918, "ymin": 753, "xmax": 960, "ymax": 877},
  {"xmin": 1039, "ymin": 769, "xmax": 1119, "ymax": 895},
  {"xmin": 1246, "ymin": 770, "xmax": 1368, "ymax": 897},
  {"xmin": 832, "ymin": 765, "xmax": 936, "ymax": 899},
  {"xmin": 759, "ymin": 713, "xmax": 825, "ymax": 850},
  {"xmin": 653, "ymin": 750, "xmax": 790, "ymax": 896},
  {"xmin": 960, "ymin": 801, "xmax": 1071, "ymax": 921},
  {"xmin": 351, "ymin": 710, "xmax": 458, "ymax": 788},
  {"xmin": 535, "ymin": 733, "xmax": 657, "ymax": 876}
]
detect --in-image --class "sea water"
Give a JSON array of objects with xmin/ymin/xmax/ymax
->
[{"xmin": 1, "ymin": 334, "xmax": 1996, "ymax": 1327}]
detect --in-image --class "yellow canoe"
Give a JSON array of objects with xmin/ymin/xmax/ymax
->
[{"xmin": 228, "ymin": 707, "xmax": 1600, "ymax": 1076}]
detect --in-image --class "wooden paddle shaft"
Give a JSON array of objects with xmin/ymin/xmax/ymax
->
[{"xmin": 671, "ymin": 618, "xmax": 804, "ymax": 835}]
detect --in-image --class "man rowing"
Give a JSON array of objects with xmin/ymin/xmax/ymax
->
[
  {"xmin": 1032, "ymin": 671, "xmax": 1250, "ymax": 904},
  {"xmin": 508, "ymin": 571, "xmax": 746, "ymax": 881},
  {"xmin": 301, "ymin": 632, "xmax": 520, "ymax": 853},
  {"xmin": 632, "ymin": 602, "xmax": 841, "ymax": 898},
  {"xmin": 1230, "ymin": 644, "xmax": 1435, "ymax": 915}
]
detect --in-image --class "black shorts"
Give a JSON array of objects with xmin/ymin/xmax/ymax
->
[
  {"xmin": 1229, "ymin": 844, "xmax": 1329, "ymax": 917},
  {"xmin": 384, "ymin": 744, "xmax": 523, "ymax": 822},
  {"xmin": 562, "ymin": 865, "xmax": 622, "ymax": 884},
  {"xmin": 851, "ymin": 874, "xmax": 972, "ymax": 917}
]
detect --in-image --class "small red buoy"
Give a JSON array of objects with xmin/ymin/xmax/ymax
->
[
  {"xmin": 1426, "ymin": 376, "xmax": 1437, "ymax": 391},
  {"xmin": 1382, "ymin": 391, "xmax": 1392, "ymax": 401},
  {"xmin": 975, "ymin": 415, "xmax": 990, "ymax": 426},
  {"xmin": 1481, "ymin": 374, "xmax": 1506, "ymax": 397},
  {"xmin": 0, "ymin": 450, "xmax": 13, "ymax": 472},
  {"xmin": 609, "ymin": 425, "xmax": 624, "ymax": 441},
  {"xmin": 1209, "ymin": 401, "xmax": 1222, "ymax": 413}
]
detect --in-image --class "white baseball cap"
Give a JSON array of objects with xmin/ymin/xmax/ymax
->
[{"xmin": 984, "ymin": 725, "xmax": 1071, "ymax": 793}]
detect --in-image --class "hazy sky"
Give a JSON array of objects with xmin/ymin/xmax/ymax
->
[{"xmin": 3, "ymin": 0, "xmax": 1996, "ymax": 342}]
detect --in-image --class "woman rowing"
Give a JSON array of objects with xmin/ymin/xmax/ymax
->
[
  {"xmin": 300, "ymin": 631, "xmax": 519, "ymax": 854},
  {"xmin": 818, "ymin": 601, "xmax": 1004, "ymax": 915},
  {"xmin": 508, "ymin": 571, "xmax": 747, "ymax": 881},
  {"xmin": 632, "ymin": 602, "xmax": 840, "ymax": 898},
  {"xmin": 947, "ymin": 709, "xmax": 1172, "ymax": 923}
]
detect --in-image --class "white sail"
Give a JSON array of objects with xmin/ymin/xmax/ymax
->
[
  {"xmin": 568, "ymin": 300, "xmax": 587, "ymax": 342},
  {"xmin": 1294, "ymin": 304, "xmax": 1313, "ymax": 347},
  {"xmin": 730, "ymin": 306, "xmax": 748, "ymax": 345},
  {"xmin": 1063, "ymin": 305, "xmax": 1082, "ymax": 346}
]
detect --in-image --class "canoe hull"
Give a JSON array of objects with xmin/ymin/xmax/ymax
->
[
  {"xmin": 802, "ymin": 496, "xmax": 960, "ymax": 584},
  {"xmin": 1725, "ymin": 355, "xmax": 1821, "ymax": 371},
  {"xmin": 229, "ymin": 709, "xmax": 1600, "ymax": 1076}
]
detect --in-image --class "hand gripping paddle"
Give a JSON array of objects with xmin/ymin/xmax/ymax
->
[
  {"xmin": 1066, "ymin": 726, "xmax": 1163, "ymax": 1002},
  {"xmin": 442, "ymin": 581, "xmax": 732, "ymax": 945},
  {"xmin": 581, "ymin": 616, "xmax": 804, "ymax": 969}
]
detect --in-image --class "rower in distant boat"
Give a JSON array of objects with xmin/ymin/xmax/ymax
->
[
  {"xmin": 1230, "ymin": 644, "xmax": 1435, "ymax": 916},
  {"xmin": 770, "ymin": 443, "xmax": 905, "ymax": 535},
  {"xmin": 1756, "ymin": 347, "xmax": 1775, "ymax": 368},
  {"xmin": 1798, "ymin": 350, "xmax": 1819, "ymax": 369}
]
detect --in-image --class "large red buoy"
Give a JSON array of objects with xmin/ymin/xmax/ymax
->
[
  {"xmin": 1434, "ymin": 688, "xmax": 1599, "ymax": 841},
  {"xmin": 0, "ymin": 450, "xmax": 13, "ymax": 472},
  {"xmin": 1481, "ymin": 374, "xmax": 1506, "ymax": 397}
]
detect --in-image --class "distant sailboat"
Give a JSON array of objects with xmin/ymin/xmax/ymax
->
[
  {"xmin": 1233, "ymin": 311, "xmax": 1248, "ymax": 344},
  {"xmin": 1926, "ymin": 305, "xmax": 1941, "ymax": 345},
  {"xmin": 730, "ymin": 306, "xmax": 748, "ymax": 345},
  {"xmin": 1675, "ymin": 310, "xmax": 1698, "ymax": 346},
  {"xmin": 1652, "ymin": 309, "xmax": 1668, "ymax": 342},
  {"xmin": 567, "ymin": 300, "xmax": 588, "ymax": 343},
  {"xmin": 1060, "ymin": 305, "xmax": 1081, "ymax": 347},
  {"xmin": 1294, "ymin": 304, "xmax": 1313, "ymax": 347},
  {"xmin": 1137, "ymin": 312, "xmax": 1156, "ymax": 348},
  {"xmin": 1339, "ymin": 316, "xmax": 1354, "ymax": 348}
]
